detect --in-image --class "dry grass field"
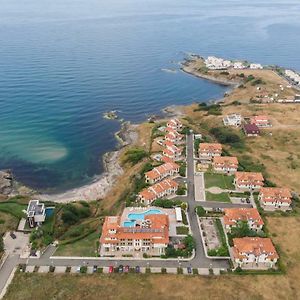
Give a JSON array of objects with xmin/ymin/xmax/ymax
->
[
  {"xmin": 4, "ymin": 216, "xmax": 300, "ymax": 300},
  {"xmin": 183, "ymin": 100, "xmax": 300, "ymax": 193}
]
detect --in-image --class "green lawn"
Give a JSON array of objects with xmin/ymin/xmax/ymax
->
[
  {"xmin": 205, "ymin": 191, "xmax": 231, "ymax": 202},
  {"xmin": 204, "ymin": 173, "xmax": 234, "ymax": 189},
  {"xmin": 176, "ymin": 226, "xmax": 189, "ymax": 235},
  {"xmin": 54, "ymin": 230, "xmax": 100, "ymax": 257},
  {"xmin": 0, "ymin": 202, "xmax": 26, "ymax": 219}
]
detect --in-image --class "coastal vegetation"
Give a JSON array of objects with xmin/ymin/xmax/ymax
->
[{"xmin": 123, "ymin": 148, "xmax": 149, "ymax": 165}]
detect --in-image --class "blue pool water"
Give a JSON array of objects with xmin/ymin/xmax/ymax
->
[
  {"xmin": 45, "ymin": 207, "xmax": 55, "ymax": 217},
  {"xmin": 127, "ymin": 209, "xmax": 162, "ymax": 221},
  {"xmin": 123, "ymin": 220, "xmax": 136, "ymax": 227},
  {"xmin": 1, "ymin": 0, "xmax": 300, "ymax": 192}
]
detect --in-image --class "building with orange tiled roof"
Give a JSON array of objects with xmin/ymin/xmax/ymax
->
[
  {"xmin": 213, "ymin": 156, "xmax": 238, "ymax": 174},
  {"xmin": 138, "ymin": 178, "xmax": 178, "ymax": 205},
  {"xmin": 259, "ymin": 187, "xmax": 292, "ymax": 211},
  {"xmin": 232, "ymin": 237, "xmax": 279, "ymax": 269},
  {"xmin": 223, "ymin": 208, "xmax": 264, "ymax": 232},
  {"xmin": 100, "ymin": 212, "xmax": 170, "ymax": 256},
  {"xmin": 145, "ymin": 162, "xmax": 179, "ymax": 184},
  {"xmin": 250, "ymin": 115, "xmax": 272, "ymax": 128},
  {"xmin": 166, "ymin": 118, "xmax": 183, "ymax": 131},
  {"xmin": 199, "ymin": 143, "xmax": 222, "ymax": 160},
  {"xmin": 165, "ymin": 130, "xmax": 183, "ymax": 144},
  {"xmin": 161, "ymin": 156, "xmax": 175, "ymax": 164},
  {"xmin": 234, "ymin": 172, "xmax": 264, "ymax": 190},
  {"xmin": 162, "ymin": 142, "xmax": 182, "ymax": 161}
]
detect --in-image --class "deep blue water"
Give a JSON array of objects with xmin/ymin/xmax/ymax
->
[{"xmin": 0, "ymin": 0, "xmax": 300, "ymax": 192}]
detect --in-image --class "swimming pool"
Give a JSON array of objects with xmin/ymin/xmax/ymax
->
[
  {"xmin": 122, "ymin": 209, "xmax": 163, "ymax": 227},
  {"xmin": 123, "ymin": 220, "xmax": 136, "ymax": 227},
  {"xmin": 45, "ymin": 207, "xmax": 55, "ymax": 217},
  {"xmin": 127, "ymin": 209, "xmax": 162, "ymax": 221}
]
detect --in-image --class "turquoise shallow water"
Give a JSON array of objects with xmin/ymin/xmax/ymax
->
[{"xmin": 0, "ymin": 0, "xmax": 300, "ymax": 192}]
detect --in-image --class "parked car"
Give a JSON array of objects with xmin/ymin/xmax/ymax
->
[
  {"xmin": 109, "ymin": 266, "xmax": 114, "ymax": 273},
  {"xmin": 124, "ymin": 265, "xmax": 130, "ymax": 273},
  {"xmin": 187, "ymin": 266, "xmax": 192, "ymax": 274},
  {"xmin": 118, "ymin": 265, "xmax": 124, "ymax": 273},
  {"xmin": 135, "ymin": 266, "xmax": 140, "ymax": 273},
  {"xmin": 93, "ymin": 265, "xmax": 98, "ymax": 273},
  {"xmin": 246, "ymin": 198, "xmax": 251, "ymax": 204},
  {"xmin": 10, "ymin": 232, "xmax": 16, "ymax": 239},
  {"xmin": 76, "ymin": 266, "xmax": 81, "ymax": 273}
]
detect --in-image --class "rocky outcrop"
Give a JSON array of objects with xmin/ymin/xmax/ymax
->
[{"xmin": 0, "ymin": 170, "xmax": 13, "ymax": 195}]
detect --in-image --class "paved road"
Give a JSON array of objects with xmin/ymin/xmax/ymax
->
[
  {"xmin": 0, "ymin": 134, "xmax": 231, "ymax": 299},
  {"xmin": 0, "ymin": 255, "xmax": 19, "ymax": 298},
  {"xmin": 25, "ymin": 133, "xmax": 228, "ymax": 270}
]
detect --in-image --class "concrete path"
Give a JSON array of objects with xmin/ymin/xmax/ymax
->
[{"xmin": 194, "ymin": 172, "xmax": 206, "ymax": 201}]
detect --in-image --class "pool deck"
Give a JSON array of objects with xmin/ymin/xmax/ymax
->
[{"xmin": 120, "ymin": 207, "xmax": 179, "ymax": 236}]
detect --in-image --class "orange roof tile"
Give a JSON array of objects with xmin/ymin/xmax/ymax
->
[
  {"xmin": 233, "ymin": 237, "xmax": 278, "ymax": 260},
  {"xmin": 235, "ymin": 172, "xmax": 264, "ymax": 184},
  {"xmin": 224, "ymin": 208, "xmax": 264, "ymax": 227},
  {"xmin": 199, "ymin": 143, "xmax": 222, "ymax": 152},
  {"xmin": 213, "ymin": 156, "xmax": 238, "ymax": 167},
  {"xmin": 100, "ymin": 214, "xmax": 169, "ymax": 245},
  {"xmin": 260, "ymin": 187, "xmax": 292, "ymax": 203}
]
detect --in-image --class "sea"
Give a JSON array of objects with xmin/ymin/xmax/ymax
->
[{"xmin": 0, "ymin": 0, "xmax": 300, "ymax": 192}]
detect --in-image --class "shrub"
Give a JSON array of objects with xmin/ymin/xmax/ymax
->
[
  {"xmin": 220, "ymin": 71, "xmax": 229, "ymax": 75},
  {"xmin": 179, "ymin": 163, "xmax": 187, "ymax": 177},
  {"xmin": 245, "ymin": 75, "xmax": 255, "ymax": 82},
  {"xmin": 124, "ymin": 148, "xmax": 148, "ymax": 165},
  {"xmin": 251, "ymin": 78, "xmax": 265, "ymax": 86},
  {"xmin": 209, "ymin": 127, "xmax": 244, "ymax": 148},
  {"xmin": 195, "ymin": 103, "xmax": 222, "ymax": 115},
  {"xmin": 196, "ymin": 206, "xmax": 206, "ymax": 217},
  {"xmin": 176, "ymin": 185, "xmax": 187, "ymax": 195},
  {"xmin": 80, "ymin": 266, "xmax": 87, "ymax": 273}
]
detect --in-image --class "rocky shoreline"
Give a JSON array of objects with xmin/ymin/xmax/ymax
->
[
  {"xmin": 181, "ymin": 59, "xmax": 241, "ymax": 87},
  {"xmin": 37, "ymin": 121, "xmax": 138, "ymax": 203}
]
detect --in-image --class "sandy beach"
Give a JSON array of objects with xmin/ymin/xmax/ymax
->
[{"xmin": 37, "ymin": 122, "xmax": 138, "ymax": 203}]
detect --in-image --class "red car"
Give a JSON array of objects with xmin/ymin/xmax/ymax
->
[
  {"xmin": 124, "ymin": 265, "xmax": 130, "ymax": 273},
  {"xmin": 109, "ymin": 266, "xmax": 114, "ymax": 273}
]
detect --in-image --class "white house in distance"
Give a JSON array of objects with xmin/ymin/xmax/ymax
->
[
  {"xmin": 233, "ymin": 62, "xmax": 246, "ymax": 69},
  {"xmin": 259, "ymin": 187, "xmax": 292, "ymax": 211},
  {"xmin": 223, "ymin": 114, "xmax": 242, "ymax": 127},
  {"xmin": 26, "ymin": 200, "xmax": 46, "ymax": 228},
  {"xmin": 250, "ymin": 63, "xmax": 263, "ymax": 70},
  {"xmin": 213, "ymin": 156, "xmax": 239, "ymax": 174},
  {"xmin": 232, "ymin": 237, "xmax": 279, "ymax": 269},
  {"xmin": 204, "ymin": 56, "xmax": 232, "ymax": 70},
  {"xmin": 223, "ymin": 208, "xmax": 264, "ymax": 232},
  {"xmin": 234, "ymin": 172, "xmax": 264, "ymax": 191}
]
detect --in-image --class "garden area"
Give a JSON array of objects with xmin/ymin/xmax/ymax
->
[
  {"xmin": 204, "ymin": 173, "xmax": 234, "ymax": 190},
  {"xmin": 205, "ymin": 191, "xmax": 231, "ymax": 203},
  {"xmin": 202, "ymin": 218, "xmax": 229, "ymax": 257}
]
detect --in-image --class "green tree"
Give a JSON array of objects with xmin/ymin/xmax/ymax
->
[{"xmin": 196, "ymin": 206, "xmax": 206, "ymax": 217}]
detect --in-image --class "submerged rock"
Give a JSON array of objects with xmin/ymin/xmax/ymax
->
[{"xmin": 103, "ymin": 110, "xmax": 118, "ymax": 120}]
